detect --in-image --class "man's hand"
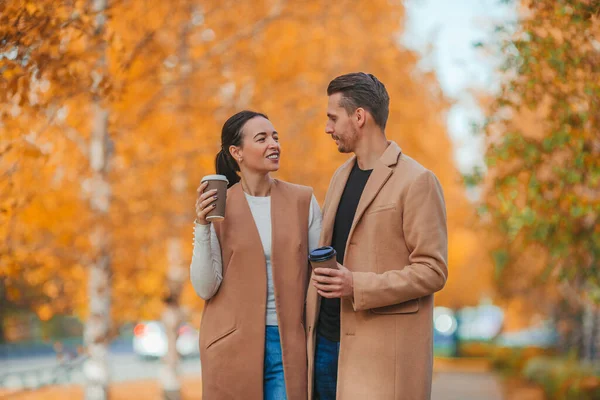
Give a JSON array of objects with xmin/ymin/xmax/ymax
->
[{"xmin": 312, "ymin": 263, "xmax": 354, "ymax": 298}]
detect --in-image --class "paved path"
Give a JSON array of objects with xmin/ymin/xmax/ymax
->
[
  {"xmin": 4, "ymin": 353, "xmax": 505, "ymax": 399},
  {"xmin": 1, "ymin": 354, "xmax": 201, "ymax": 390},
  {"xmin": 432, "ymin": 371, "xmax": 505, "ymax": 400}
]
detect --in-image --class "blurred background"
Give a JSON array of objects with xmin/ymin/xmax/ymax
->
[{"xmin": 1, "ymin": 0, "xmax": 599, "ymax": 399}]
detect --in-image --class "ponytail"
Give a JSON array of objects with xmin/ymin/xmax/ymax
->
[{"xmin": 215, "ymin": 149, "xmax": 240, "ymax": 188}]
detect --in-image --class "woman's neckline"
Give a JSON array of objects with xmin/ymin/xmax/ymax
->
[
  {"xmin": 240, "ymin": 177, "xmax": 275, "ymax": 197},
  {"xmin": 244, "ymin": 192, "xmax": 271, "ymax": 199}
]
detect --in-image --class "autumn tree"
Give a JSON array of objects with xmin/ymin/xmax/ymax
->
[
  {"xmin": 0, "ymin": 0, "xmax": 99, "ymax": 333},
  {"xmin": 2, "ymin": 3, "xmax": 492, "ymax": 399},
  {"xmin": 198, "ymin": 0, "xmax": 491, "ymax": 307},
  {"xmin": 109, "ymin": 2, "xmax": 291, "ymax": 396},
  {"xmin": 2, "ymin": 2, "xmax": 118, "ymax": 398},
  {"xmin": 477, "ymin": 0, "xmax": 600, "ymax": 360}
]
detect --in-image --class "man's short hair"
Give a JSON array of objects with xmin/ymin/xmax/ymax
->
[{"xmin": 327, "ymin": 72, "xmax": 390, "ymax": 130}]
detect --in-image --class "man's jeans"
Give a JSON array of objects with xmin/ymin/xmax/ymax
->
[
  {"xmin": 314, "ymin": 334, "xmax": 340, "ymax": 400},
  {"xmin": 264, "ymin": 325, "xmax": 287, "ymax": 400}
]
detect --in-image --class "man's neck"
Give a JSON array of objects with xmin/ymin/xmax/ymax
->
[{"xmin": 354, "ymin": 129, "xmax": 388, "ymax": 170}]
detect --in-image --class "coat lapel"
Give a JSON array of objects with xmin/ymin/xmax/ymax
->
[
  {"xmin": 344, "ymin": 142, "xmax": 402, "ymax": 261},
  {"xmin": 270, "ymin": 179, "xmax": 285, "ymax": 275},
  {"xmin": 320, "ymin": 157, "xmax": 356, "ymax": 247},
  {"xmin": 230, "ymin": 183, "xmax": 267, "ymax": 259}
]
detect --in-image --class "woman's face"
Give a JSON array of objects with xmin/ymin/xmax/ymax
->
[{"xmin": 231, "ymin": 116, "xmax": 281, "ymax": 174}]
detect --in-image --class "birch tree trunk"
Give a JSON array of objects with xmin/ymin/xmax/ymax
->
[
  {"xmin": 161, "ymin": 239, "xmax": 186, "ymax": 400},
  {"xmin": 161, "ymin": 4, "xmax": 193, "ymax": 399},
  {"xmin": 84, "ymin": 1, "xmax": 112, "ymax": 399}
]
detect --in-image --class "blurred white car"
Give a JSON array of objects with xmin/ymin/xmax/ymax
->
[{"xmin": 133, "ymin": 321, "xmax": 199, "ymax": 358}]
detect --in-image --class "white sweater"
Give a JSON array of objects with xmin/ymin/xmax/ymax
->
[{"xmin": 190, "ymin": 193, "xmax": 322, "ymax": 326}]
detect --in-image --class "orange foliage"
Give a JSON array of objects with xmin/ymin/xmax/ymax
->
[
  {"xmin": 1, "ymin": 0, "xmax": 488, "ymax": 329},
  {"xmin": 479, "ymin": 0, "xmax": 600, "ymax": 309}
]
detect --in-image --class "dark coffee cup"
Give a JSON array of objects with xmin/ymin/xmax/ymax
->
[
  {"xmin": 309, "ymin": 246, "xmax": 338, "ymax": 272},
  {"xmin": 201, "ymin": 174, "xmax": 228, "ymax": 221}
]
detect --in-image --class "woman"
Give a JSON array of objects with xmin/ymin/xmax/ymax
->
[{"xmin": 190, "ymin": 110, "xmax": 322, "ymax": 400}]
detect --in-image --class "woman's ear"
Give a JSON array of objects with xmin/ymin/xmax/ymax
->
[{"xmin": 229, "ymin": 145, "xmax": 242, "ymax": 164}]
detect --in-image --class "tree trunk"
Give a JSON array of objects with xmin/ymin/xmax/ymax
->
[
  {"xmin": 161, "ymin": 239, "xmax": 186, "ymax": 400},
  {"xmin": 84, "ymin": 1, "xmax": 111, "ymax": 399},
  {"xmin": 84, "ymin": 107, "xmax": 112, "ymax": 400},
  {"xmin": 161, "ymin": 5, "xmax": 193, "ymax": 399},
  {"xmin": 594, "ymin": 308, "xmax": 600, "ymax": 361},
  {"xmin": 555, "ymin": 298, "xmax": 584, "ymax": 357},
  {"xmin": 0, "ymin": 278, "xmax": 6, "ymax": 344},
  {"xmin": 582, "ymin": 301, "xmax": 595, "ymax": 361}
]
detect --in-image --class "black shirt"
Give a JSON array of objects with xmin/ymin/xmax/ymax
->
[{"xmin": 317, "ymin": 162, "xmax": 372, "ymax": 342}]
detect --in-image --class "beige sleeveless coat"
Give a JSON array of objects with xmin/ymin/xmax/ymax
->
[{"xmin": 200, "ymin": 180, "xmax": 312, "ymax": 400}]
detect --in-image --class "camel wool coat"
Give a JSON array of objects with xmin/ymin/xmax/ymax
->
[
  {"xmin": 200, "ymin": 180, "xmax": 312, "ymax": 400},
  {"xmin": 306, "ymin": 141, "xmax": 448, "ymax": 400}
]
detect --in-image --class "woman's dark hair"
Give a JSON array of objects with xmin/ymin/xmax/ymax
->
[{"xmin": 215, "ymin": 110, "xmax": 268, "ymax": 188}]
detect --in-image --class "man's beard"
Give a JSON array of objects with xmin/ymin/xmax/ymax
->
[
  {"xmin": 336, "ymin": 128, "xmax": 357, "ymax": 154},
  {"xmin": 337, "ymin": 140, "xmax": 351, "ymax": 153}
]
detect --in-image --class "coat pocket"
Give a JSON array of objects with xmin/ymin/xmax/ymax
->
[
  {"xmin": 205, "ymin": 326, "xmax": 237, "ymax": 349},
  {"xmin": 370, "ymin": 298, "xmax": 419, "ymax": 315},
  {"xmin": 367, "ymin": 203, "xmax": 397, "ymax": 215}
]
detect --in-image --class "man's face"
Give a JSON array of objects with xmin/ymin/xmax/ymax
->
[{"xmin": 325, "ymin": 93, "xmax": 358, "ymax": 154}]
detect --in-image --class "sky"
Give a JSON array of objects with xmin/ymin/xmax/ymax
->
[{"xmin": 403, "ymin": 0, "xmax": 517, "ymax": 174}]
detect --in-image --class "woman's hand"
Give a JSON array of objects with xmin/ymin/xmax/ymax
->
[{"xmin": 195, "ymin": 181, "xmax": 218, "ymax": 225}]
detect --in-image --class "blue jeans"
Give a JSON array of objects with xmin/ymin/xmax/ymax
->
[
  {"xmin": 313, "ymin": 334, "xmax": 340, "ymax": 400},
  {"xmin": 264, "ymin": 326, "xmax": 287, "ymax": 400}
]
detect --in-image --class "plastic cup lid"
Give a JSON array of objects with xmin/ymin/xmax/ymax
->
[
  {"xmin": 309, "ymin": 246, "xmax": 337, "ymax": 262},
  {"xmin": 201, "ymin": 174, "xmax": 229, "ymax": 183}
]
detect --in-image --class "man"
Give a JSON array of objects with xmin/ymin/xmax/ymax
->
[{"xmin": 306, "ymin": 72, "xmax": 448, "ymax": 399}]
